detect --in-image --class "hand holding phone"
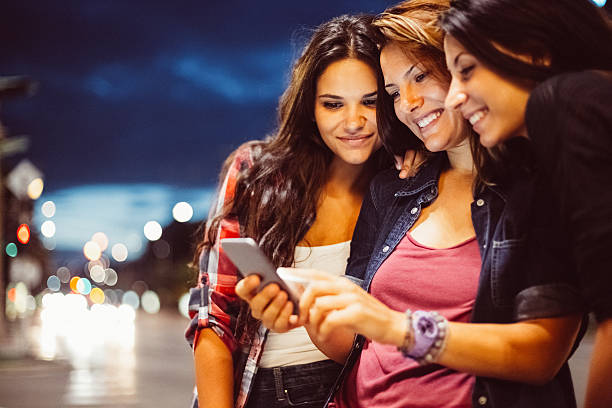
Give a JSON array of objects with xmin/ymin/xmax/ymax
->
[{"xmin": 221, "ymin": 238, "xmax": 303, "ymax": 309}]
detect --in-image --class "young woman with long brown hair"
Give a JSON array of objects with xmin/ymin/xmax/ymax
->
[{"xmin": 184, "ymin": 14, "xmax": 395, "ymax": 408}]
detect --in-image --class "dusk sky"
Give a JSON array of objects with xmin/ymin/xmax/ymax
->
[{"xmin": 1, "ymin": 0, "xmax": 391, "ymax": 257}]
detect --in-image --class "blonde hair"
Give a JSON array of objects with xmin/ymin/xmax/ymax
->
[{"xmin": 374, "ymin": 0, "xmax": 450, "ymax": 81}]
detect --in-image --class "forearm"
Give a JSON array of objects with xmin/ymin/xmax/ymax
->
[
  {"xmin": 306, "ymin": 324, "xmax": 356, "ymax": 364},
  {"xmin": 584, "ymin": 319, "xmax": 612, "ymax": 408},
  {"xmin": 435, "ymin": 315, "xmax": 581, "ymax": 384},
  {"xmin": 194, "ymin": 328, "xmax": 234, "ymax": 408}
]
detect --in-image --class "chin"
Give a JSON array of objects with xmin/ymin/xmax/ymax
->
[{"xmin": 478, "ymin": 132, "xmax": 501, "ymax": 148}]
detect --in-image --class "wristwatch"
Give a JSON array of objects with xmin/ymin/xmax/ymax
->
[{"xmin": 399, "ymin": 310, "xmax": 448, "ymax": 364}]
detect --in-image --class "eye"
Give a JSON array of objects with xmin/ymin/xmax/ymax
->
[
  {"xmin": 386, "ymin": 89, "xmax": 400, "ymax": 101},
  {"xmin": 459, "ymin": 65, "xmax": 474, "ymax": 81},
  {"xmin": 362, "ymin": 97, "xmax": 377, "ymax": 107},
  {"xmin": 322, "ymin": 101, "xmax": 343, "ymax": 109},
  {"xmin": 415, "ymin": 72, "xmax": 428, "ymax": 83}
]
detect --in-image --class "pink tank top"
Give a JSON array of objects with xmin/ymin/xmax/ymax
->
[{"xmin": 337, "ymin": 232, "xmax": 481, "ymax": 408}]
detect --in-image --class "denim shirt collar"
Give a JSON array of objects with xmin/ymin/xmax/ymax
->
[{"xmin": 394, "ymin": 152, "xmax": 446, "ymax": 199}]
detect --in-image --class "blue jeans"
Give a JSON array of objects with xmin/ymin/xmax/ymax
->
[{"xmin": 246, "ymin": 360, "xmax": 342, "ymax": 408}]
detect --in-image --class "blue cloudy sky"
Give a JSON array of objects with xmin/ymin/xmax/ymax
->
[{"xmin": 1, "ymin": 0, "xmax": 392, "ymax": 257}]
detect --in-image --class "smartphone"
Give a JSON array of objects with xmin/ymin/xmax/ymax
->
[{"xmin": 220, "ymin": 237, "xmax": 301, "ymax": 309}]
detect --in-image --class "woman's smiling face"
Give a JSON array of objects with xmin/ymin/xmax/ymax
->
[
  {"xmin": 444, "ymin": 35, "xmax": 532, "ymax": 147},
  {"xmin": 380, "ymin": 41, "xmax": 469, "ymax": 153}
]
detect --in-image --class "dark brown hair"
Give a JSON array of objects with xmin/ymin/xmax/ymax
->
[
  {"xmin": 194, "ymin": 14, "xmax": 391, "ymax": 341},
  {"xmin": 440, "ymin": 0, "xmax": 612, "ymax": 84}
]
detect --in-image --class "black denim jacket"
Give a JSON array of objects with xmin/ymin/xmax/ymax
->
[{"xmin": 326, "ymin": 151, "xmax": 585, "ymax": 408}]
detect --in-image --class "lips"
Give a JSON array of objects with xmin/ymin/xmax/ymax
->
[{"xmin": 337, "ymin": 133, "xmax": 374, "ymax": 144}]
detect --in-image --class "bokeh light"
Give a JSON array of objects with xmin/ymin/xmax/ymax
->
[
  {"xmin": 172, "ymin": 201, "xmax": 193, "ymax": 223},
  {"xmin": 8, "ymin": 287, "xmax": 17, "ymax": 303},
  {"xmin": 122, "ymin": 290, "xmax": 140, "ymax": 309},
  {"xmin": 17, "ymin": 224, "xmax": 31, "ymax": 244},
  {"xmin": 104, "ymin": 268, "xmax": 118, "ymax": 286},
  {"xmin": 76, "ymin": 277, "xmax": 92, "ymax": 295},
  {"xmin": 6, "ymin": 242, "xmax": 18, "ymax": 257},
  {"xmin": 41, "ymin": 200, "xmax": 56, "ymax": 217},
  {"xmin": 41, "ymin": 220, "xmax": 56, "ymax": 238},
  {"xmin": 178, "ymin": 292, "xmax": 190, "ymax": 318},
  {"xmin": 70, "ymin": 276, "xmax": 80, "ymax": 292},
  {"xmin": 131, "ymin": 280, "xmax": 149, "ymax": 295},
  {"xmin": 83, "ymin": 241, "xmax": 101, "ymax": 261},
  {"xmin": 91, "ymin": 232, "xmax": 109, "ymax": 251},
  {"xmin": 89, "ymin": 264, "xmax": 106, "ymax": 283},
  {"xmin": 104, "ymin": 289, "xmax": 118, "ymax": 304},
  {"xmin": 143, "ymin": 220, "xmax": 162, "ymax": 241},
  {"xmin": 56, "ymin": 266, "xmax": 71, "ymax": 283},
  {"xmin": 111, "ymin": 243, "xmax": 128, "ymax": 262},
  {"xmin": 42, "ymin": 237, "xmax": 56, "ymax": 251},
  {"xmin": 47, "ymin": 275, "xmax": 61, "ymax": 291},
  {"xmin": 152, "ymin": 239, "xmax": 170, "ymax": 259},
  {"xmin": 27, "ymin": 177, "xmax": 44, "ymax": 200},
  {"xmin": 141, "ymin": 290, "xmax": 160, "ymax": 314},
  {"xmin": 90, "ymin": 287, "xmax": 105, "ymax": 304}
]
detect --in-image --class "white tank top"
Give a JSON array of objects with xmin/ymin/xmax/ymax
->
[{"xmin": 258, "ymin": 241, "xmax": 351, "ymax": 368}]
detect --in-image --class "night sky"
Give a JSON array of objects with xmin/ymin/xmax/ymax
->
[
  {"xmin": 1, "ymin": 1, "xmax": 391, "ymax": 255},
  {"xmin": 2, "ymin": 0, "xmax": 391, "ymax": 189}
]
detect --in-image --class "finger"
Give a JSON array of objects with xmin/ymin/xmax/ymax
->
[
  {"xmin": 273, "ymin": 300, "xmax": 296, "ymax": 333},
  {"xmin": 318, "ymin": 307, "xmax": 360, "ymax": 340},
  {"xmin": 399, "ymin": 150, "xmax": 418, "ymax": 179},
  {"xmin": 249, "ymin": 283, "xmax": 280, "ymax": 319},
  {"xmin": 394, "ymin": 155, "xmax": 403, "ymax": 171},
  {"xmin": 308, "ymin": 294, "xmax": 355, "ymax": 328},
  {"xmin": 235, "ymin": 275, "xmax": 261, "ymax": 301},
  {"xmin": 261, "ymin": 290, "xmax": 288, "ymax": 329},
  {"xmin": 298, "ymin": 281, "xmax": 348, "ymax": 325}
]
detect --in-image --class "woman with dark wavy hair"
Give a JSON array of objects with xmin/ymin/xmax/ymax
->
[
  {"xmin": 441, "ymin": 0, "xmax": 612, "ymax": 406},
  {"xmin": 184, "ymin": 14, "xmax": 393, "ymax": 408}
]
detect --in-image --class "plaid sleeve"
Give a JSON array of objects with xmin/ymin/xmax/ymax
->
[{"xmin": 185, "ymin": 146, "xmax": 253, "ymax": 353}]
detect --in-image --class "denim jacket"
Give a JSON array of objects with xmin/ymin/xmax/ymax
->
[{"xmin": 326, "ymin": 150, "xmax": 585, "ymax": 408}]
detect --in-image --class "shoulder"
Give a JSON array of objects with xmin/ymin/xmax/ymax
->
[
  {"xmin": 527, "ymin": 70, "xmax": 612, "ymax": 156},
  {"xmin": 528, "ymin": 70, "xmax": 612, "ymax": 119},
  {"xmin": 368, "ymin": 152, "xmax": 446, "ymax": 203},
  {"xmin": 368, "ymin": 168, "xmax": 404, "ymax": 203},
  {"xmin": 229, "ymin": 140, "xmax": 267, "ymax": 170}
]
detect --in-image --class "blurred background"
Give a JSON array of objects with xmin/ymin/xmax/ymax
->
[{"xmin": 0, "ymin": 1, "xmax": 608, "ymax": 407}]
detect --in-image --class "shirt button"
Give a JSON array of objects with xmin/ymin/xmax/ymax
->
[
  {"xmin": 476, "ymin": 198, "xmax": 485, "ymax": 207},
  {"xmin": 478, "ymin": 396, "xmax": 487, "ymax": 405},
  {"xmin": 382, "ymin": 245, "xmax": 390, "ymax": 253},
  {"xmin": 410, "ymin": 207, "xmax": 418, "ymax": 214}
]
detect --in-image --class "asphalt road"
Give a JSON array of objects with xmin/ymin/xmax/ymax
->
[{"xmin": 0, "ymin": 310, "xmax": 195, "ymax": 408}]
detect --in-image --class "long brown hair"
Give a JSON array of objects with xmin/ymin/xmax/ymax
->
[{"xmin": 194, "ymin": 14, "xmax": 391, "ymax": 339}]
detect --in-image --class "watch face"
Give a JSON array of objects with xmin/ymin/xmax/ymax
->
[{"xmin": 415, "ymin": 315, "xmax": 438, "ymax": 339}]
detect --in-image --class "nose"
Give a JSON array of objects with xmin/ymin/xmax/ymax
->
[
  {"xmin": 344, "ymin": 105, "xmax": 366, "ymax": 133},
  {"xmin": 445, "ymin": 77, "xmax": 467, "ymax": 111},
  {"xmin": 398, "ymin": 84, "xmax": 423, "ymax": 115}
]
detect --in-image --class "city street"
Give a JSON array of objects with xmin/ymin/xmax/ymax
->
[
  {"xmin": 0, "ymin": 310, "xmax": 596, "ymax": 408},
  {"xmin": 0, "ymin": 310, "xmax": 194, "ymax": 408}
]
